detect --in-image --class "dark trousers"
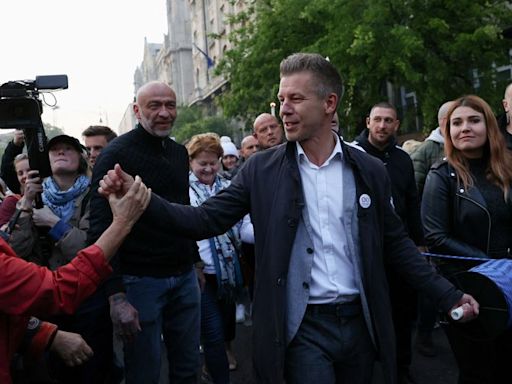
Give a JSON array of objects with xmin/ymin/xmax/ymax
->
[
  {"xmin": 285, "ymin": 303, "xmax": 375, "ymax": 384},
  {"xmin": 201, "ymin": 274, "xmax": 236, "ymax": 384},
  {"xmin": 240, "ymin": 242, "xmax": 255, "ymax": 300},
  {"xmin": 445, "ymin": 324, "xmax": 512, "ymax": 384},
  {"xmin": 416, "ymin": 261, "xmax": 439, "ymax": 334},
  {"xmin": 387, "ymin": 268, "xmax": 417, "ymax": 374}
]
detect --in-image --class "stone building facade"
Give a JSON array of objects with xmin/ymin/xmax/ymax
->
[{"xmin": 119, "ymin": 0, "xmax": 248, "ymax": 134}]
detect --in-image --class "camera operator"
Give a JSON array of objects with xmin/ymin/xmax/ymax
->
[
  {"xmin": 8, "ymin": 135, "xmax": 90, "ymax": 265},
  {"xmin": 0, "ymin": 129, "xmax": 25, "ymax": 194}
]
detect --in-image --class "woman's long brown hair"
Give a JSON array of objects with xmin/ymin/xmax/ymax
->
[{"xmin": 444, "ymin": 95, "xmax": 512, "ymax": 199}]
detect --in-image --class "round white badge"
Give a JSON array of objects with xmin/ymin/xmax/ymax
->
[{"xmin": 359, "ymin": 194, "xmax": 371, "ymax": 209}]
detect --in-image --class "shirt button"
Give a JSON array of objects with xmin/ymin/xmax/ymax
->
[
  {"xmin": 287, "ymin": 218, "xmax": 297, "ymax": 227},
  {"xmin": 306, "ymin": 248, "xmax": 314, "ymax": 254},
  {"xmin": 303, "ymin": 282, "xmax": 309, "ymax": 290}
]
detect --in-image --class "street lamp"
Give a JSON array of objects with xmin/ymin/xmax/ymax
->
[{"xmin": 270, "ymin": 102, "xmax": 276, "ymax": 116}]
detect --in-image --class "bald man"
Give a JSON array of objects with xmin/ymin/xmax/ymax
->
[
  {"xmin": 88, "ymin": 81, "xmax": 201, "ymax": 383},
  {"xmin": 240, "ymin": 135, "xmax": 260, "ymax": 161},
  {"xmin": 253, "ymin": 113, "xmax": 284, "ymax": 149},
  {"xmin": 499, "ymin": 82, "xmax": 512, "ymax": 149}
]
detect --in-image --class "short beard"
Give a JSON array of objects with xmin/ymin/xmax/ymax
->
[{"xmin": 138, "ymin": 113, "xmax": 173, "ymax": 138}]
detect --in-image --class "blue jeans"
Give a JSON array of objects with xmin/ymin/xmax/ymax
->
[
  {"xmin": 123, "ymin": 269, "xmax": 201, "ymax": 384},
  {"xmin": 201, "ymin": 275, "xmax": 235, "ymax": 384},
  {"xmin": 285, "ymin": 305, "xmax": 376, "ymax": 384}
]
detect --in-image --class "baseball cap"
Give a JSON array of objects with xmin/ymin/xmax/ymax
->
[{"xmin": 47, "ymin": 134, "xmax": 84, "ymax": 153}]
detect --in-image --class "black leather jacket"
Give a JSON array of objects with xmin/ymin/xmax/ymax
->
[{"xmin": 422, "ymin": 160, "xmax": 502, "ymax": 261}]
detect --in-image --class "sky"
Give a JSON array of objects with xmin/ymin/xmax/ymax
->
[{"xmin": 0, "ymin": 0, "xmax": 168, "ymax": 141}]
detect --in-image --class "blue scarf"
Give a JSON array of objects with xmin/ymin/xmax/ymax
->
[
  {"xmin": 42, "ymin": 175, "xmax": 90, "ymax": 223},
  {"xmin": 189, "ymin": 172, "xmax": 243, "ymax": 301}
]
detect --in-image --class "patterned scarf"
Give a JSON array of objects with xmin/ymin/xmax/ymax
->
[
  {"xmin": 42, "ymin": 175, "xmax": 90, "ymax": 223},
  {"xmin": 189, "ymin": 172, "xmax": 243, "ymax": 301}
]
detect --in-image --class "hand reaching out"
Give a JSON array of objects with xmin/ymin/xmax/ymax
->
[
  {"xmin": 13, "ymin": 130, "xmax": 25, "ymax": 147},
  {"xmin": 107, "ymin": 175, "xmax": 151, "ymax": 227}
]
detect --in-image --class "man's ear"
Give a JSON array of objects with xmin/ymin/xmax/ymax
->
[
  {"xmin": 325, "ymin": 93, "xmax": 338, "ymax": 114},
  {"xmin": 133, "ymin": 104, "xmax": 140, "ymax": 118}
]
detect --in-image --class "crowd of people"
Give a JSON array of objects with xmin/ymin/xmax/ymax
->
[{"xmin": 0, "ymin": 52, "xmax": 511, "ymax": 384}]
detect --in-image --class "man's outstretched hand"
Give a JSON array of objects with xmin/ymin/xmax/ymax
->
[{"xmin": 99, "ymin": 164, "xmax": 135, "ymax": 198}]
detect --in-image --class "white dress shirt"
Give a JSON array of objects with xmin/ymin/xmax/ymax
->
[{"xmin": 296, "ymin": 134, "xmax": 359, "ymax": 304}]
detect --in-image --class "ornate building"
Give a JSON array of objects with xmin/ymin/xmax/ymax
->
[
  {"xmin": 120, "ymin": 0, "xmax": 248, "ymax": 132},
  {"xmin": 187, "ymin": 0, "xmax": 247, "ymax": 111},
  {"xmin": 119, "ymin": 0, "xmax": 196, "ymax": 133}
]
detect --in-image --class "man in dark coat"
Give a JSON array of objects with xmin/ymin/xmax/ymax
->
[
  {"xmin": 354, "ymin": 102, "xmax": 424, "ymax": 383},
  {"xmin": 89, "ymin": 82, "xmax": 201, "ymax": 384},
  {"xmin": 100, "ymin": 53, "xmax": 479, "ymax": 384}
]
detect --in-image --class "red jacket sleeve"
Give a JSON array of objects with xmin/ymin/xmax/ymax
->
[
  {"xmin": 18, "ymin": 318, "xmax": 58, "ymax": 359},
  {"xmin": 0, "ymin": 239, "xmax": 112, "ymax": 317}
]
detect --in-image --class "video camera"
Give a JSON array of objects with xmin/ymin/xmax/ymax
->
[
  {"xmin": 0, "ymin": 75, "xmax": 68, "ymax": 207},
  {"xmin": 0, "ymin": 75, "xmax": 68, "ymax": 178}
]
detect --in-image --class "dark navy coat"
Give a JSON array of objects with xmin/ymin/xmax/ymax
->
[{"xmin": 148, "ymin": 139, "xmax": 462, "ymax": 384}]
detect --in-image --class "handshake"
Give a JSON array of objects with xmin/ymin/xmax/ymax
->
[
  {"xmin": 100, "ymin": 164, "xmax": 152, "ymax": 232},
  {"xmin": 99, "ymin": 164, "xmax": 139, "ymax": 199}
]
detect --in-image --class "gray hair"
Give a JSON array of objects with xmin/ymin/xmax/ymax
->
[{"xmin": 279, "ymin": 53, "xmax": 344, "ymax": 102}]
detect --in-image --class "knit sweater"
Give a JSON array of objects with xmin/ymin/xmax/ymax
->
[{"xmin": 87, "ymin": 124, "xmax": 199, "ymax": 295}]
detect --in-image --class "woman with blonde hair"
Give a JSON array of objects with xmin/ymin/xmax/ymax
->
[{"xmin": 422, "ymin": 94, "xmax": 512, "ymax": 383}]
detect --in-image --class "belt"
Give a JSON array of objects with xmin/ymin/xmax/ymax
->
[{"xmin": 306, "ymin": 299, "xmax": 362, "ymax": 318}]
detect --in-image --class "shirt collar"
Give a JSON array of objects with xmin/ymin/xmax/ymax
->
[{"xmin": 296, "ymin": 133, "xmax": 343, "ymax": 167}]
